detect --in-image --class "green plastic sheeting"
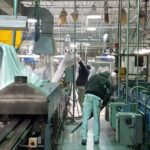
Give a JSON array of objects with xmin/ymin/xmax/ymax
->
[{"xmin": 0, "ymin": 43, "xmax": 49, "ymax": 95}]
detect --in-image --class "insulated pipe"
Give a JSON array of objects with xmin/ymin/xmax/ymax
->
[
  {"xmin": 125, "ymin": 0, "xmax": 130, "ymax": 103},
  {"xmin": 12, "ymin": 0, "xmax": 18, "ymax": 47}
]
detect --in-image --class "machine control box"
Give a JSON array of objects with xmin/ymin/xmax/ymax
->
[{"xmin": 116, "ymin": 112, "xmax": 143, "ymax": 145}]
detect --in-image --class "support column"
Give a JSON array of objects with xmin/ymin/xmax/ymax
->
[
  {"xmin": 72, "ymin": 0, "xmax": 77, "ymax": 121},
  {"xmin": 12, "ymin": 0, "xmax": 18, "ymax": 47},
  {"xmin": 125, "ymin": 0, "xmax": 130, "ymax": 102}
]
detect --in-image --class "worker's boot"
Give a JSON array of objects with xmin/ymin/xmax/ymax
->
[
  {"xmin": 94, "ymin": 140, "xmax": 99, "ymax": 145},
  {"xmin": 81, "ymin": 139, "xmax": 87, "ymax": 145}
]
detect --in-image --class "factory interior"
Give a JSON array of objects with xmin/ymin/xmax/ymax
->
[{"xmin": 0, "ymin": 0, "xmax": 150, "ymax": 150}]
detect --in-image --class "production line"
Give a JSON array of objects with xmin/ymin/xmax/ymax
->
[
  {"xmin": 0, "ymin": 44, "xmax": 68, "ymax": 150},
  {"xmin": 0, "ymin": 0, "xmax": 150, "ymax": 150}
]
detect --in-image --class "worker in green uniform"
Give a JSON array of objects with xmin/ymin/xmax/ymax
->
[{"xmin": 80, "ymin": 71, "xmax": 112, "ymax": 145}]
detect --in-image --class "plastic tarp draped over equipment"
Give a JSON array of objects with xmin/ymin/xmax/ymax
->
[
  {"xmin": 52, "ymin": 52, "xmax": 81, "ymax": 83},
  {"xmin": 0, "ymin": 43, "xmax": 44, "ymax": 92}
]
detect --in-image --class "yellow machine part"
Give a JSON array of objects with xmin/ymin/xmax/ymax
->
[
  {"xmin": 0, "ymin": 30, "xmax": 22, "ymax": 48},
  {"xmin": 120, "ymin": 67, "xmax": 126, "ymax": 80}
]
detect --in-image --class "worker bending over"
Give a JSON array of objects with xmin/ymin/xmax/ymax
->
[{"xmin": 80, "ymin": 70, "xmax": 112, "ymax": 145}]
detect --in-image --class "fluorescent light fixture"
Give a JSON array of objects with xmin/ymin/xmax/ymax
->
[
  {"xmin": 88, "ymin": 59, "xmax": 95, "ymax": 63},
  {"xmin": 96, "ymin": 55, "xmax": 115, "ymax": 59},
  {"xmin": 106, "ymin": 55, "xmax": 115, "ymax": 59},
  {"xmin": 87, "ymin": 15, "xmax": 101, "ymax": 19},
  {"xmin": 53, "ymin": 59, "xmax": 59, "ymax": 62},
  {"xmin": 95, "ymin": 55, "xmax": 115, "ymax": 60},
  {"xmin": 83, "ymin": 43, "xmax": 90, "ymax": 46},
  {"xmin": 86, "ymin": 27, "xmax": 96, "ymax": 31},
  {"xmin": 135, "ymin": 48, "xmax": 150, "ymax": 55},
  {"xmin": 54, "ymin": 55, "xmax": 64, "ymax": 58},
  {"xmin": 28, "ymin": 18, "xmax": 37, "ymax": 23},
  {"xmin": 70, "ymin": 43, "xmax": 78, "ymax": 48},
  {"xmin": 18, "ymin": 54, "xmax": 40, "ymax": 59}
]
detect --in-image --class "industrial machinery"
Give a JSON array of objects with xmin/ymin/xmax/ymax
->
[
  {"xmin": 109, "ymin": 102, "xmax": 126, "ymax": 129},
  {"xmin": 109, "ymin": 102, "xmax": 137, "ymax": 129},
  {"xmin": 0, "ymin": 43, "xmax": 67, "ymax": 150},
  {"xmin": 0, "ymin": 76, "xmax": 66, "ymax": 150},
  {"xmin": 116, "ymin": 112, "xmax": 143, "ymax": 146}
]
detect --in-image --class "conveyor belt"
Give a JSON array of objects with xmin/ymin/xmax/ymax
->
[
  {"xmin": 0, "ymin": 119, "xmax": 19, "ymax": 142},
  {"xmin": 0, "ymin": 119, "xmax": 31, "ymax": 150}
]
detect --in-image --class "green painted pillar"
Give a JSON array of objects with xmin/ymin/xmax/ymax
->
[
  {"xmin": 125, "ymin": 0, "xmax": 130, "ymax": 102},
  {"xmin": 12, "ymin": 0, "xmax": 18, "ymax": 47},
  {"xmin": 136, "ymin": 0, "xmax": 140, "ymax": 100}
]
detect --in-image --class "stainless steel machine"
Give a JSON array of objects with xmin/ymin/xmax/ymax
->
[{"xmin": 0, "ymin": 76, "xmax": 66, "ymax": 150}]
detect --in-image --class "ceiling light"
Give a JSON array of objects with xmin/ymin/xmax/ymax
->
[
  {"xmin": 70, "ymin": 43, "xmax": 78, "ymax": 48},
  {"xmin": 135, "ymin": 48, "xmax": 150, "ymax": 55},
  {"xmin": 18, "ymin": 54, "xmax": 40, "ymax": 59},
  {"xmin": 87, "ymin": 15, "xmax": 101, "ymax": 19},
  {"xmin": 83, "ymin": 43, "xmax": 90, "ymax": 46},
  {"xmin": 54, "ymin": 55, "xmax": 65, "ymax": 58},
  {"xmin": 28, "ymin": 18, "xmax": 37, "ymax": 23},
  {"xmin": 86, "ymin": 27, "xmax": 96, "ymax": 31},
  {"xmin": 87, "ymin": 5, "xmax": 101, "ymax": 20},
  {"xmin": 88, "ymin": 59, "xmax": 95, "ymax": 63}
]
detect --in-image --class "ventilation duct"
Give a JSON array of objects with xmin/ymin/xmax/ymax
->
[{"xmin": 22, "ymin": 6, "xmax": 56, "ymax": 55}]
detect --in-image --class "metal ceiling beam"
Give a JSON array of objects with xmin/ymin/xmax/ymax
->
[
  {"xmin": 21, "ymin": 0, "xmax": 129, "ymax": 1},
  {"xmin": 21, "ymin": 0, "xmax": 128, "ymax": 2}
]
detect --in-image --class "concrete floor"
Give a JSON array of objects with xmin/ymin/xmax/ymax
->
[{"xmin": 58, "ymin": 110, "xmax": 130, "ymax": 150}]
